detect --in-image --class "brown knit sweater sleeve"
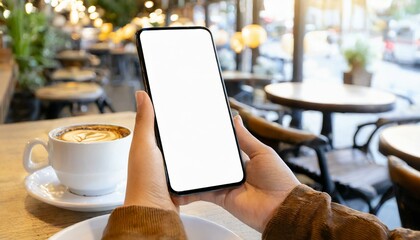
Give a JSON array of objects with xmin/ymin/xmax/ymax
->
[
  {"xmin": 102, "ymin": 205, "xmax": 187, "ymax": 240},
  {"xmin": 262, "ymin": 184, "xmax": 420, "ymax": 240}
]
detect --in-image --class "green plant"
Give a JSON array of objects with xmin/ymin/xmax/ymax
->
[
  {"xmin": 1, "ymin": 0, "xmax": 44, "ymax": 91},
  {"xmin": 1, "ymin": 0, "xmax": 68, "ymax": 92},
  {"xmin": 86, "ymin": 0, "xmax": 140, "ymax": 27},
  {"xmin": 343, "ymin": 40, "xmax": 375, "ymax": 70}
]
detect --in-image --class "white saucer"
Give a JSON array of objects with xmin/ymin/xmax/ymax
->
[
  {"xmin": 25, "ymin": 166, "xmax": 126, "ymax": 212},
  {"xmin": 49, "ymin": 213, "xmax": 242, "ymax": 240}
]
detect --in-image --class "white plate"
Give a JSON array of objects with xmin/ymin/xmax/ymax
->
[
  {"xmin": 25, "ymin": 166, "xmax": 126, "ymax": 212},
  {"xmin": 49, "ymin": 213, "xmax": 242, "ymax": 240}
]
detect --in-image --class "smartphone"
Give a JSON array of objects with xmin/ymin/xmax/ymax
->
[{"xmin": 135, "ymin": 27, "xmax": 245, "ymax": 195}]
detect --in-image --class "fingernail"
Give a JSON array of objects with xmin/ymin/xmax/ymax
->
[
  {"xmin": 136, "ymin": 91, "xmax": 144, "ymax": 109},
  {"xmin": 234, "ymin": 115, "xmax": 244, "ymax": 126}
]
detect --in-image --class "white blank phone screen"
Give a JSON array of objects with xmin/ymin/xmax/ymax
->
[{"xmin": 139, "ymin": 28, "xmax": 244, "ymax": 193}]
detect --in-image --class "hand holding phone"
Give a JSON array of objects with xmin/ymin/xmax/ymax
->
[{"xmin": 136, "ymin": 27, "xmax": 245, "ymax": 195}]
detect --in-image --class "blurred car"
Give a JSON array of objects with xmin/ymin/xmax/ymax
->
[{"xmin": 384, "ymin": 25, "xmax": 420, "ymax": 66}]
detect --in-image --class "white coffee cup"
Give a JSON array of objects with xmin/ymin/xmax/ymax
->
[{"xmin": 23, "ymin": 124, "xmax": 132, "ymax": 196}]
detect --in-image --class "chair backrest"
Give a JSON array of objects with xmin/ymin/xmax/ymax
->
[
  {"xmin": 237, "ymin": 107, "xmax": 395, "ymax": 212},
  {"xmin": 235, "ymin": 107, "xmax": 322, "ymax": 146},
  {"xmin": 353, "ymin": 116, "xmax": 420, "ymax": 155},
  {"xmin": 236, "ymin": 108, "xmax": 335, "ymax": 194},
  {"xmin": 228, "ymin": 97, "xmax": 255, "ymax": 113},
  {"xmin": 388, "ymin": 156, "xmax": 420, "ymax": 230}
]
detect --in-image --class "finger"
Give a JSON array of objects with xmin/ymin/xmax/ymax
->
[
  {"xmin": 133, "ymin": 91, "xmax": 156, "ymax": 147},
  {"xmin": 233, "ymin": 115, "xmax": 270, "ymax": 158},
  {"xmin": 241, "ymin": 150, "xmax": 250, "ymax": 162},
  {"xmin": 127, "ymin": 91, "xmax": 162, "ymax": 196}
]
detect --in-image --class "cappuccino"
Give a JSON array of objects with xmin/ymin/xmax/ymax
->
[
  {"xmin": 55, "ymin": 125, "xmax": 130, "ymax": 143},
  {"xmin": 24, "ymin": 123, "xmax": 132, "ymax": 196}
]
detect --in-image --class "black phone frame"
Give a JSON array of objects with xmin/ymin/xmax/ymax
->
[{"xmin": 135, "ymin": 26, "xmax": 246, "ymax": 195}]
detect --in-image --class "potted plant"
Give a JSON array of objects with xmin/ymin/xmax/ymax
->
[
  {"xmin": 2, "ymin": 0, "xmax": 67, "ymax": 122},
  {"xmin": 343, "ymin": 39, "xmax": 376, "ymax": 87}
]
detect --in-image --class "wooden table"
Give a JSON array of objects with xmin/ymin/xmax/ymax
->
[
  {"xmin": 0, "ymin": 112, "xmax": 259, "ymax": 239},
  {"xmin": 265, "ymin": 82, "xmax": 396, "ymax": 146},
  {"xmin": 379, "ymin": 124, "xmax": 420, "ymax": 171},
  {"xmin": 35, "ymin": 82, "xmax": 106, "ymax": 118}
]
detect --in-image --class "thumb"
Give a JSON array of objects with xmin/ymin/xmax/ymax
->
[
  {"xmin": 233, "ymin": 115, "xmax": 269, "ymax": 157},
  {"xmin": 133, "ymin": 91, "xmax": 156, "ymax": 146}
]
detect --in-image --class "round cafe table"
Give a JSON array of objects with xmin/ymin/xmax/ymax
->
[
  {"xmin": 265, "ymin": 82, "xmax": 397, "ymax": 146},
  {"xmin": 50, "ymin": 68, "xmax": 97, "ymax": 82},
  {"xmin": 35, "ymin": 82, "xmax": 107, "ymax": 119},
  {"xmin": 379, "ymin": 124, "xmax": 420, "ymax": 171},
  {"xmin": 56, "ymin": 50, "xmax": 100, "ymax": 68}
]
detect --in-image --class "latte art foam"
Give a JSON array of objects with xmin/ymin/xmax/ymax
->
[
  {"xmin": 55, "ymin": 125, "xmax": 130, "ymax": 143},
  {"xmin": 60, "ymin": 129, "xmax": 123, "ymax": 143}
]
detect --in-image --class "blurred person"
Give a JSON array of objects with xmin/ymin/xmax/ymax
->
[{"xmin": 102, "ymin": 91, "xmax": 419, "ymax": 240}]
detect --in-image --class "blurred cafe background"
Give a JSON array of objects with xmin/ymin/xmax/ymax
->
[{"xmin": 1, "ymin": 0, "xmax": 420, "ymax": 232}]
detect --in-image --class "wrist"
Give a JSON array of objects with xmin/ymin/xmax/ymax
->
[
  {"xmin": 257, "ymin": 197, "xmax": 284, "ymax": 232},
  {"xmin": 259, "ymin": 185, "xmax": 301, "ymax": 232},
  {"xmin": 124, "ymin": 195, "xmax": 178, "ymax": 212}
]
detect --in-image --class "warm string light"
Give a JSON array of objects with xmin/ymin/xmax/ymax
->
[
  {"xmin": 38, "ymin": 0, "xmax": 197, "ymax": 41},
  {"xmin": 230, "ymin": 32, "xmax": 245, "ymax": 53},
  {"xmin": 214, "ymin": 29, "xmax": 229, "ymax": 46},
  {"xmin": 89, "ymin": 12, "xmax": 99, "ymax": 20},
  {"xmin": 25, "ymin": 2, "xmax": 34, "ymax": 14},
  {"xmin": 241, "ymin": 24, "xmax": 267, "ymax": 49},
  {"xmin": 88, "ymin": 5, "xmax": 96, "ymax": 13},
  {"xmin": 93, "ymin": 18, "xmax": 103, "ymax": 28},
  {"xmin": 144, "ymin": 1, "xmax": 154, "ymax": 9},
  {"xmin": 228, "ymin": 24, "xmax": 267, "ymax": 53},
  {"xmin": 69, "ymin": 9, "xmax": 79, "ymax": 24},
  {"xmin": 101, "ymin": 23, "xmax": 113, "ymax": 34},
  {"xmin": 51, "ymin": 0, "xmax": 58, "ymax": 8},
  {"xmin": 2, "ymin": 9, "xmax": 11, "ymax": 19},
  {"xmin": 102, "ymin": 7, "xmax": 165, "ymax": 43},
  {"xmin": 170, "ymin": 14, "xmax": 179, "ymax": 21},
  {"xmin": 43, "ymin": 0, "xmax": 104, "ymax": 27}
]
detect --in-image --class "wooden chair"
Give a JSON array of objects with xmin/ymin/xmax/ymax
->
[
  {"xmin": 228, "ymin": 97, "xmax": 289, "ymax": 124},
  {"xmin": 346, "ymin": 115, "xmax": 420, "ymax": 159},
  {"xmin": 235, "ymin": 108, "xmax": 396, "ymax": 215},
  {"xmin": 388, "ymin": 156, "xmax": 420, "ymax": 230}
]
